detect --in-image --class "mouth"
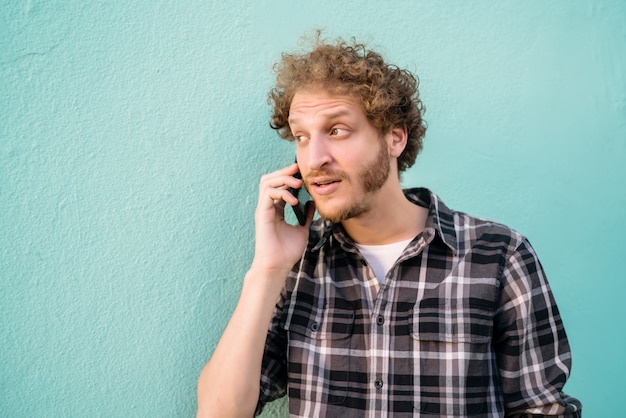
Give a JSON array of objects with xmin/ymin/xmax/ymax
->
[
  {"xmin": 307, "ymin": 176, "xmax": 343, "ymax": 196},
  {"xmin": 312, "ymin": 179, "xmax": 339, "ymax": 187}
]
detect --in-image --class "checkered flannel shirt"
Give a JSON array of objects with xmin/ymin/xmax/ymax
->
[{"xmin": 256, "ymin": 188, "xmax": 582, "ymax": 417}]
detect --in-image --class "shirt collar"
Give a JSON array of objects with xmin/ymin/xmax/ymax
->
[
  {"xmin": 404, "ymin": 187, "xmax": 458, "ymax": 255},
  {"xmin": 311, "ymin": 187, "xmax": 458, "ymax": 255}
]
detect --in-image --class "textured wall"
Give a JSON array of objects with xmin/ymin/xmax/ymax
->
[{"xmin": 1, "ymin": 1, "xmax": 624, "ymax": 417}]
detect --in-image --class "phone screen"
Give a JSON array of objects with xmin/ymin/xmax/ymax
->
[{"xmin": 288, "ymin": 166, "xmax": 312, "ymax": 226}]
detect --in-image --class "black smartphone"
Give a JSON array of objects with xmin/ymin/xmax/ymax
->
[{"xmin": 288, "ymin": 162, "xmax": 312, "ymax": 226}]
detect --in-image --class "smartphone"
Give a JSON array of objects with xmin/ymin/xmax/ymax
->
[{"xmin": 288, "ymin": 161, "xmax": 312, "ymax": 226}]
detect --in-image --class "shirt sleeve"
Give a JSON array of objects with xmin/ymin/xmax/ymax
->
[
  {"xmin": 254, "ymin": 288, "xmax": 289, "ymax": 416},
  {"xmin": 494, "ymin": 238, "xmax": 582, "ymax": 417}
]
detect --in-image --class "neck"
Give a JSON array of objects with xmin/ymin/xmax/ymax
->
[{"xmin": 341, "ymin": 180, "xmax": 428, "ymax": 245}]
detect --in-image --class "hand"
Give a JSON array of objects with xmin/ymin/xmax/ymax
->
[{"xmin": 251, "ymin": 163, "xmax": 315, "ymax": 276}]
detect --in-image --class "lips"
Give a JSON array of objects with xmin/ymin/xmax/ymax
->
[
  {"xmin": 307, "ymin": 175, "xmax": 343, "ymax": 196},
  {"xmin": 313, "ymin": 179, "xmax": 338, "ymax": 187}
]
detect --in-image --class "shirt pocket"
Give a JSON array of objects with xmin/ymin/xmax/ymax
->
[
  {"xmin": 412, "ymin": 302, "xmax": 494, "ymax": 343},
  {"xmin": 409, "ymin": 281, "xmax": 498, "ymax": 416},
  {"xmin": 280, "ymin": 299, "xmax": 355, "ymax": 405}
]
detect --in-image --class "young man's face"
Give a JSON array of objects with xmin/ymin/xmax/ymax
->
[{"xmin": 288, "ymin": 89, "xmax": 392, "ymax": 223}]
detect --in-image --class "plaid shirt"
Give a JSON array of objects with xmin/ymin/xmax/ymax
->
[{"xmin": 257, "ymin": 188, "xmax": 581, "ymax": 417}]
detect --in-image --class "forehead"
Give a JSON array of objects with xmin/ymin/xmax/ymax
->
[{"xmin": 288, "ymin": 90, "xmax": 364, "ymax": 124}]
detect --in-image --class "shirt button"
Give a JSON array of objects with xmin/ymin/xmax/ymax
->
[
  {"xmin": 376, "ymin": 315, "xmax": 385, "ymax": 325},
  {"xmin": 374, "ymin": 379, "xmax": 384, "ymax": 389},
  {"xmin": 310, "ymin": 322, "xmax": 319, "ymax": 332}
]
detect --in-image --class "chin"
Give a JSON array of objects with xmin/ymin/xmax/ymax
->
[
  {"xmin": 317, "ymin": 200, "xmax": 368, "ymax": 224},
  {"xmin": 316, "ymin": 204, "xmax": 344, "ymax": 223}
]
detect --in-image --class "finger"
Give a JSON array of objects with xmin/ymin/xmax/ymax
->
[
  {"xmin": 262, "ymin": 187, "xmax": 299, "ymax": 209},
  {"xmin": 260, "ymin": 174, "xmax": 302, "ymax": 193},
  {"xmin": 259, "ymin": 163, "xmax": 299, "ymax": 183},
  {"xmin": 258, "ymin": 165, "xmax": 303, "ymax": 203}
]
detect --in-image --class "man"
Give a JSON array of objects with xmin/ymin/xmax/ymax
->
[{"xmin": 197, "ymin": 35, "xmax": 582, "ymax": 417}]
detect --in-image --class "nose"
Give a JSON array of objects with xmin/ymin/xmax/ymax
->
[{"xmin": 303, "ymin": 134, "xmax": 332, "ymax": 171}]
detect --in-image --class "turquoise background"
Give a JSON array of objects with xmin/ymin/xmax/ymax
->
[{"xmin": 1, "ymin": 1, "xmax": 624, "ymax": 417}]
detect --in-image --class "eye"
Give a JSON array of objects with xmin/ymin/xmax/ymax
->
[
  {"xmin": 294, "ymin": 134, "xmax": 309, "ymax": 143},
  {"xmin": 330, "ymin": 127, "xmax": 348, "ymax": 136}
]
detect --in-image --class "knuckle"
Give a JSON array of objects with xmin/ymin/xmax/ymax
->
[{"xmin": 259, "ymin": 174, "xmax": 270, "ymax": 185}]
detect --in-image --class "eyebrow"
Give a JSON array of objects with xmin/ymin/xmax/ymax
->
[{"xmin": 288, "ymin": 109, "xmax": 353, "ymax": 126}]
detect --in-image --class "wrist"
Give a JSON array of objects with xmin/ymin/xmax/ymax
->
[
  {"xmin": 244, "ymin": 263, "xmax": 291, "ymax": 294},
  {"xmin": 248, "ymin": 259, "xmax": 293, "ymax": 280}
]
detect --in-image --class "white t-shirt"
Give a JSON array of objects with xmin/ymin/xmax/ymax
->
[{"xmin": 355, "ymin": 238, "xmax": 413, "ymax": 284}]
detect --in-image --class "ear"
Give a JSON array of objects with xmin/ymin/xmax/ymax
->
[{"xmin": 387, "ymin": 125, "xmax": 408, "ymax": 158}]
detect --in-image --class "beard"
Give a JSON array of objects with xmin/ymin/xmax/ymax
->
[{"xmin": 312, "ymin": 140, "xmax": 391, "ymax": 223}]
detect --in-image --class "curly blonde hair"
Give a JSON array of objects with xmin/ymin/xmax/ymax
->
[{"xmin": 268, "ymin": 33, "xmax": 427, "ymax": 172}]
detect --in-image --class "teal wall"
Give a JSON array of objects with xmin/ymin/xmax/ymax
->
[{"xmin": 1, "ymin": 1, "xmax": 624, "ymax": 417}]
